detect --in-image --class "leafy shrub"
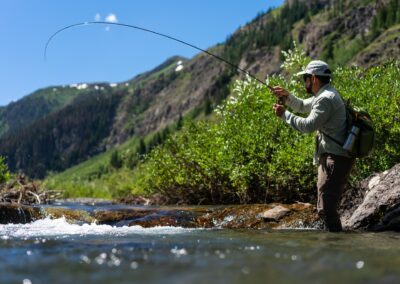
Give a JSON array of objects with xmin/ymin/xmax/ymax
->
[
  {"xmin": 131, "ymin": 46, "xmax": 400, "ymax": 205},
  {"xmin": 333, "ymin": 61, "xmax": 400, "ymax": 180}
]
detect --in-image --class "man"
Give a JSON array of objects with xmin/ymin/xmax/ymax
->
[{"xmin": 272, "ymin": 60, "xmax": 354, "ymax": 232}]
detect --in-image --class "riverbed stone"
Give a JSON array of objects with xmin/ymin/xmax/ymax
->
[
  {"xmin": 128, "ymin": 212, "xmax": 198, "ymax": 228},
  {"xmin": 94, "ymin": 209, "xmax": 158, "ymax": 224},
  {"xmin": 261, "ymin": 205, "xmax": 291, "ymax": 222},
  {"xmin": 0, "ymin": 202, "xmax": 319, "ymax": 229},
  {"xmin": 195, "ymin": 203, "xmax": 318, "ymax": 229}
]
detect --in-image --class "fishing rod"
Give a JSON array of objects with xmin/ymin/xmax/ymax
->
[{"xmin": 44, "ymin": 21, "xmax": 281, "ymax": 98}]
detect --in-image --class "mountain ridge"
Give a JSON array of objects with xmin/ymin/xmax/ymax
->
[{"xmin": 1, "ymin": 0, "xmax": 399, "ymax": 178}]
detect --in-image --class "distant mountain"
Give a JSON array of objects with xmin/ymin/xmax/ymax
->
[
  {"xmin": 1, "ymin": 0, "xmax": 399, "ymax": 178},
  {"xmin": 0, "ymin": 86, "xmax": 85, "ymax": 137}
]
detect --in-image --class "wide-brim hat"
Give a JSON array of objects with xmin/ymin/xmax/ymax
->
[{"xmin": 296, "ymin": 60, "xmax": 332, "ymax": 77}]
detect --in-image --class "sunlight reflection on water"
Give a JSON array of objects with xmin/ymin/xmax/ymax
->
[{"xmin": 0, "ymin": 218, "xmax": 399, "ymax": 284}]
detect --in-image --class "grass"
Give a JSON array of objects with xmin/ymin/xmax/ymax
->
[
  {"xmin": 44, "ymin": 136, "xmax": 141, "ymax": 199},
  {"xmin": 361, "ymin": 24, "xmax": 400, "ymax": 53},
  {"xmin": 332, "ymin": 36, "xmax": 367, "ymax": 67}
]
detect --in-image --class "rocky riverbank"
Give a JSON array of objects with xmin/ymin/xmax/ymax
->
[
  {"xmin": 340, "ymin": 163, "xmax": 400, "ymax": 232},
  {"xmin": 0, "ymin": 164, "xmax": 399, "ymax": 232}
]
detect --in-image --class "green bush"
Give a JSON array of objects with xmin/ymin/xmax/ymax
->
[
  {"xmin": 131, "ymin": 46, "xmax": 400, "ymax": 205},
  {"xmin": 0, "ymin": 156, "xmax": 10, "ymax": 184},
  {"xmin": 333, "ymin": 61, "xmax": 400, "ymax": 179}
]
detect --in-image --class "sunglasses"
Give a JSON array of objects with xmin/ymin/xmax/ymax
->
[{"xmin": 303, "ymin": 75, "xmax": 312, "ymax": 82}]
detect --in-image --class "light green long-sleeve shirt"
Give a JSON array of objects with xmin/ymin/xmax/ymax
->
[{"xmin": 280, "ymin": 84, "xmax": 350, "ymax": 164}]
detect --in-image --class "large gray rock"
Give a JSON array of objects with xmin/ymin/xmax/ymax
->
[{"xmin": 341, "ymin": 164, "xmax": 400, "ymax": 231}]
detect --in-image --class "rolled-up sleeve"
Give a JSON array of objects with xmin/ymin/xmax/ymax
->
[{"xmin": 280, "ymin": 97, "xmax": 332, "ymax": 133}]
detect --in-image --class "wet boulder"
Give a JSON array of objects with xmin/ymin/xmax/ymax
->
[
  {"xmin": 94, "ymin": 208, "xmax": 159, "ymax": 225},
  {"xmin": 128, "ymin": 210, "xmax": 199, "ymax": 228},
  {"xmin": 42, "ymin": 207, "xmax": 96, "ymax": 224},
  {"xmin": 0, "ymin": 203, "xmax": 42, "ymax": 224},
  {"xmin": 341, "ymin": 163, "xmax": 400, "ymax": 231},
  {"xmin": 261, "ymin": 205, "xmax": 291, "ymax": 222}
]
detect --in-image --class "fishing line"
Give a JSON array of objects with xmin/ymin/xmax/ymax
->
[{"xmin": 44, "ymin": 21, "xmax": 273, "ymax": 90}]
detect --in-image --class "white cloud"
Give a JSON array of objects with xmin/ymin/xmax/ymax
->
[
  {"xmin": 105, "ymin": 13, "xmax": 118, "ymax": 23},
  {"xmin": 94, "ymin": 13, "xmax": 101, "ymax": 21}
]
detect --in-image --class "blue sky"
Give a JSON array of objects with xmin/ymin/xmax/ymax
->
[{"xmin": 0, "ymin": 0, "xmax": 283, "ymax": 106}]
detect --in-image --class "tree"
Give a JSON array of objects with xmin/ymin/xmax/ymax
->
[
  {"xmin": 137, "ymin": 138, "xmax": 147, "ymax": 156},
  {"xmin": 110, "ymin": 150, "xmax": 123, "ymax": 169},
  {"xmin": 176, "ymin": 114, "xmax": 184, "ymax": 130},
  {"xmin": 0, "ymin": 156, "xmax": 10, "ymax": 184}
]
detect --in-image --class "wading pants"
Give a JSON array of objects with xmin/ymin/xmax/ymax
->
[{"xmin": 317, "ymin": 153, "xmax": 354, "ymax": 232}]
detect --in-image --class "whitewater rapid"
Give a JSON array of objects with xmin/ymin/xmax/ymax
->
[{"xmin": 0, "ymin": 217, "xmax": 199, "ymax": 239}]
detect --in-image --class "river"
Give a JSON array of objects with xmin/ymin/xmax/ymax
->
[{"xmin": 0, "ymin": 203, "xmax": 399, "ymax": 284}]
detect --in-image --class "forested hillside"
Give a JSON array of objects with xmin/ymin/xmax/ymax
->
[
  {"xmin": 0, "ymin": 88, "xmax": 121, "ymax": 178},
  {"xmin": 0, "ymin": 0, "xmax": 399, "ymax": 186},
  {"xmin": 0, "ymin": 86, "xmax": 87, "ymax": 137}
]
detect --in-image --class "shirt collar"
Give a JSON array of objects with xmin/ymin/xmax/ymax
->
[{"xmin": 314, "ymin": 83, "xmax": 330, "ymax": 98}]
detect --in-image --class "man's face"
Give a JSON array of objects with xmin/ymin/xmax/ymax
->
[{"xmin": 303, "ymin": 75, "xmax": 313, "ymax": 94}]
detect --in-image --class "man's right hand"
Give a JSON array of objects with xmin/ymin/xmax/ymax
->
[{"xmin": 271, "ymin": 86, "xmax": 289, "ymax": 99}]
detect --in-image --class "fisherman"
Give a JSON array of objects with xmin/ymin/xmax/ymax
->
[{"xmin": 271, "ymin": 60, "xmax": 354, "ymax": 232}]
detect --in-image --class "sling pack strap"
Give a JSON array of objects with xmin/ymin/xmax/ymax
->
[{"xmin": 319, "ymin": 130, "xmax": 345, "ymax": 147}]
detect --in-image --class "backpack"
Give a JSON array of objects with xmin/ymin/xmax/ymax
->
[
  {"xmin": 321, "ymin": 100, "xmax": 375, "ymax": 158},
  {"xmin": 344, "ymin": 101, "xmax": 375, "ymax": 158}
]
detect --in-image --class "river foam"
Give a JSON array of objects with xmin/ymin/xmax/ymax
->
[{"xmin": 0, "ymin": 217, "xmax": 198, "ymax": 239}]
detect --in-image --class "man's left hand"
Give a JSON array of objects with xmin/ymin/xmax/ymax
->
[{"xmin": 273, "ymin": 103, "xmax": 285, "ymax": 117}]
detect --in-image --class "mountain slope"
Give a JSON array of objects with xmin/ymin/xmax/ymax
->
[
  {"xmin": 0, "ymin": 86, "xmax": 87, "ymax": 137},
  {"xmin": 1, "ymin": 0, "xmax": 399, "ymax": 180},
  {"xmin": 0, "ymin": 87, "xmax": 122, "ymax": 178}
]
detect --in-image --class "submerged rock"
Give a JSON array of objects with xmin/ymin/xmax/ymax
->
[{"xmin": 341, "ymin": 163, "xmax": 400, "ymax": 231}]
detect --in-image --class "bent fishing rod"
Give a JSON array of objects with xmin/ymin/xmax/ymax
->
[{"xmin": 44, "ymin": 21, "xmax": 280, "ymax": 97}]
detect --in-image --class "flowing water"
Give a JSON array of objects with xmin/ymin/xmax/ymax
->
[{"xmin": 0, "ymin": 203, "xmax": 399, "ymax": 284}]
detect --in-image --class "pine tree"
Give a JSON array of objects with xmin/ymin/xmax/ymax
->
[
  {"xmin": 110, "ymin": 150, "xmax": 123, "ymax": 169},
  {"xmin": 137, "ymin": 138, "xmax": 147, "ymax": 156},
  {"xmin": 176, "ymin": 114, "xmax": 184, "ymax": 130}
]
